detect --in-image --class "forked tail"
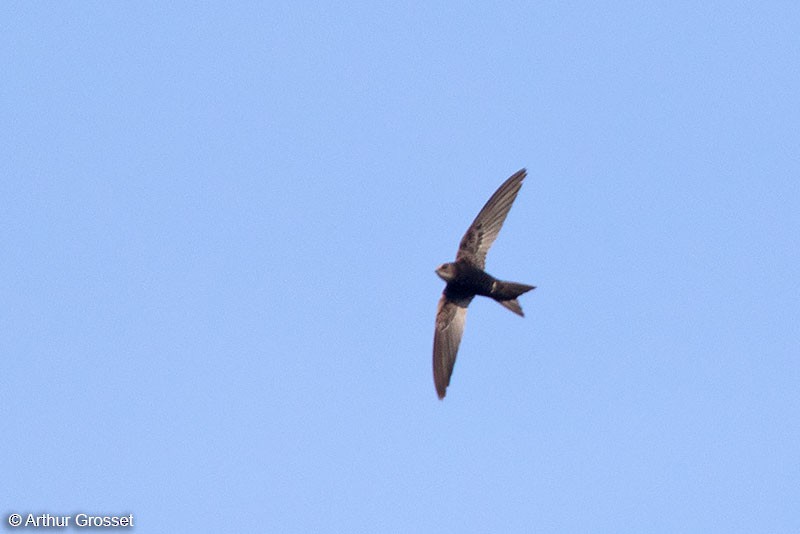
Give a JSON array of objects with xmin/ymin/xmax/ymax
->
[{"xmin": 491, "ymin": 281, "xmax": 536, "ymax": 317}]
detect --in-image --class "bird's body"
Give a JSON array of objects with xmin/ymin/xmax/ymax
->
[
  {"xmin": 439, "ymin": 261, "xmax": 495, "ymax": 299},
  {"xmin": 437, "ymin": 261, "xmax": 533, "ymax": 311},
  {"xmin": 433, "ymin": 169, "xmax": 535, "ymax": 399}
]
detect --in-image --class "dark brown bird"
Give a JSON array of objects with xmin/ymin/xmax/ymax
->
[{"xmin": 433, "ymin": 169, "xmax": 535, "ymax": 399}]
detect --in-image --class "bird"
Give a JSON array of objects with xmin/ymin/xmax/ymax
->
[{"xmin": 433, "ymin": 168, "xmax": 535, "ymax": 399}]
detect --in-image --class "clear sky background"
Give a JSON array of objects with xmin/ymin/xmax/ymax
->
[{"xmin": 3, "ymin": 2, "xmax": 799, "ymax": 532}]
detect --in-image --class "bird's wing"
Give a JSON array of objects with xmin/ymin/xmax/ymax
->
[
  {"xmin": 433, "ymin": 294, "xmax": 471, "ymax": 399},
  {"xmin": 456, "ymin": 169, "xmax": 526, "ymax": 269}
]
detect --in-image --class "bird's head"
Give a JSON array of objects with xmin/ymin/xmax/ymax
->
[{"xmin": 435, "ymin": 262, "xmax": 458, "ymax": 282}]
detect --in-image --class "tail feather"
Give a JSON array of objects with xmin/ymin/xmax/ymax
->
[{"xmin": 492, "ymin": 281, "xmax": 535, "ymax": 317}]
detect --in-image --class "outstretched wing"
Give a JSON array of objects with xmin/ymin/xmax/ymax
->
[
  {"xmin": 433, "ymin": 294, "xmax": 471, "ymax": 399},
  {"xmin": 456, "ymin": 169, "xmax": 526, "ymax": 269}
]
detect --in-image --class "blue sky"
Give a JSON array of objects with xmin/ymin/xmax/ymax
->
[{"xmin": 3, "ymin": 2, "xmax": 799, "ymax": 532}]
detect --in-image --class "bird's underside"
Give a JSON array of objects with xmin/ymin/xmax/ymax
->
[{"xmin": 433, "ymin": 169, "xmax": 535, "ymax": 399}]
